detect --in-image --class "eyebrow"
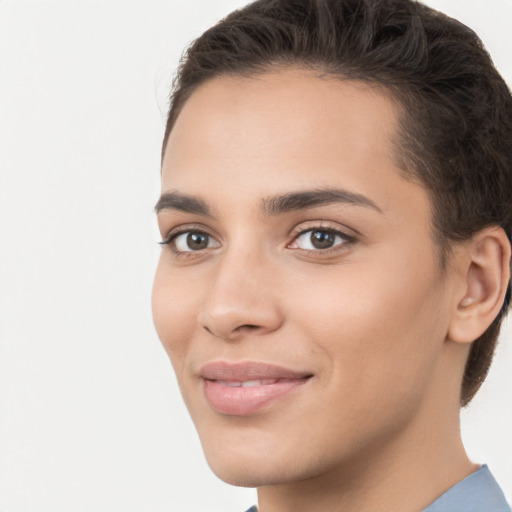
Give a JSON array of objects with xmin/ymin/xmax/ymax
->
[
  {"xmin": 154, "ymin": 187, "xmax": 382, "ymax": 216},
  {"xmin": 155, "ymin": 191, "xmax": 213, "ymax": 216},
  {"xmin": 261, "ymin": 188, "xmax": 382, "ymax": 215}
]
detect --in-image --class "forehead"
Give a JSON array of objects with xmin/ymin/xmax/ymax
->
[
  {"xmin": 161, "ymin": 69, "xmax": 425, "ymax": 221},
  {"xmin": 164, "ymin": 69, "xmax": 399, "ymax": 171}
]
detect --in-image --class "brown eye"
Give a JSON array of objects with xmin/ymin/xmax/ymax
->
[
  {"xmin": 172, "ymin": 231, "xmax": 219, "ymax": 252},
  {"xmin": 291, "ymin": 228, "xmax": 350, "ymax": 251},
  {"xmin": 187, "ymin": 232, "xmax": 209, "ymax": 250},
  {"xmin": 310, "ymin": 230, "xmax": 336, "ymax": 249}
]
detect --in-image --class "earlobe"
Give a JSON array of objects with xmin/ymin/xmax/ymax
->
[{"xmin": 448, "ymin": 227, "xmax": 511, "ymax": 344}]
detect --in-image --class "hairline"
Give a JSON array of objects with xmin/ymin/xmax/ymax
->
[{"xmin": 161, "ymin": 63, "xmax": 454, "ymax": 271}]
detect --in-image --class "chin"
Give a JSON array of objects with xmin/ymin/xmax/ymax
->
[
  {"xmin": 207, "ymin": 461, "xmax": 270, "ymax": 488},
  {"xmin": 197, "ymin": 423, "xmax": 341, "ymax": 488},
  {"xmin": 204, "ymin": 451, "xmax": 302, "ymax": 488},
  {"xmin": 199, "ymin": 434, "xmax": 275, "ymax": 486},
  {"xmin": 196, "ymin": 424, "xmax": 302, "ymax": 487}
]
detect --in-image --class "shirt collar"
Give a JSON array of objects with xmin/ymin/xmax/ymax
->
[
  {"xmin": 423, "ymin": 465, "xmax": 510, "ymax": 512},
  {"xmin": 244, "ymin": 466, "xmax": 510, "ymax": 512}
]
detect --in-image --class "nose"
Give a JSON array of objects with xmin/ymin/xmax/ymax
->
[{"xmin": 197, "ymin": 249, "xmax": 283, "ymax": 341}]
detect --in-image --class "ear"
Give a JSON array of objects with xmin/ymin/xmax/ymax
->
[{"xmin": 448, "ymin": 227, "xmax": 511, "ymax": 344}]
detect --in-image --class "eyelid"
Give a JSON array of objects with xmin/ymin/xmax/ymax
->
[
  {"xmin": 160, "ymin": 222, "xmax": 215, "ymax": 241},
  {"xmin": 159, "ymin": 221, "xmax": 357, "ymax": 257},
  {"xmin": 159, "ymin": 223, "xmax": 221, "ymax": 252},
  {"xmin": 289, "ymin": 220, "xmax": 357, "ymax": 241},
  {"xmin": 287, "ymin": 222, "xmax": 357, "ymax": 253}
]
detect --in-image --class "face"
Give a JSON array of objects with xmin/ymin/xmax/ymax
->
[{"xmin": 153, "ymin": 70, "xmax": 460, "ymax": 487}]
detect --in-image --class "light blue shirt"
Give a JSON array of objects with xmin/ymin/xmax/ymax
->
[
  {"xmin": 244, "ymin": 465, "xmax": 510, "ymax": 512},
  {"xmin": 424, "ymin": 465, "xmax": 510, "ymax": 512}
]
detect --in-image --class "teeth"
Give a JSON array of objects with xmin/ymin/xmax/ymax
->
[
  {"xmin": 217, "ymin": 381, "xmax": 242, "ymax": 387},
  {"xmin": 259, "ymin": 379, "xmax": 280, "ymax": 386},
  {"xmin": 216, "ymin": 379, "xmax": 279, "ymax": 387},
  {"xmin": 239, "ymin": 380, "xmax": 259, "ymax": 387},
  {"xmin": 242, "ymin": 379, "xmax": 275, "ymax": 387}
]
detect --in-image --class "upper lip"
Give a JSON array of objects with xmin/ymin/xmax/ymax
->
[{"xmin": 199, "ymin": 361, "xmax": 313, "ymax": 381}]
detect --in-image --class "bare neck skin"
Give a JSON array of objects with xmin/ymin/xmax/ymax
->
[{"xmin": 257, "ymin": 345, "xmax": 476, "ymax": 512}]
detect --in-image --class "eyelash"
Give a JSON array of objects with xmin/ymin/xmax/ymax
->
[
  {"xmin": 160, "ymin": 224, "xmax": 356, "ymax": 257},
  {"xmin": 289, "ymin": 225, "xmax": 356, "ymax": 254},
  {"xmin": 159, "ymin": 225, "xmax": 215, "ymax": 256}
]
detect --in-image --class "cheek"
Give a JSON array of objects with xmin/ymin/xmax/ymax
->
[
  {"xmin": 290, "ymin": 249, "xmax": 449, "ymax": 399},
  {"xmin": 152, "ymin": 257, "xmax": 197, "ymax": 370}
]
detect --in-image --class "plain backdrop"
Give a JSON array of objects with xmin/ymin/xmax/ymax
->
[{"xmin": 0, "ymin": 1, "xmax": 510, "ymax": 511}]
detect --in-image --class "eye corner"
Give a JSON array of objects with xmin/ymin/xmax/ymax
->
[{"xmin": 160, "ymin": 227, "xmax": 221, "ymax": 257}]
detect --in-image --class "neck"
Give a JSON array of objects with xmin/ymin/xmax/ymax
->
[
  {"xmin": 256, "ymin": 362, "xmax": 476, "ymax": 512},
  {"xmin": 258, "ymin": 430, "xmax": 475, "ymax": 512}
]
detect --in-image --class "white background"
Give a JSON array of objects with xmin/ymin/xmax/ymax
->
[{"xmin": 0, "ymin": 1, "xmax": 510, "ymax": 511}]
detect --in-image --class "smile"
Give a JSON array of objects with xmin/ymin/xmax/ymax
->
[
  {"xmin": 216, "ymin": 379, "xmax": 284, "ymax": 387},
  {"xmin": 199, "ymin": 362, "xmax": 313, "ymax": 416}
]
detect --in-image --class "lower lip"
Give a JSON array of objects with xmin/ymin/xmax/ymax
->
[{"xmin": 203, "ymin": 378, "xmax": 310, "ymax": 416}]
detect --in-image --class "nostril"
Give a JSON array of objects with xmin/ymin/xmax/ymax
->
[
  {"xmin": 237, "ymin": 324, "xmax": 260, "ymax": 331},
  {"xmin": 202, "ymin": 322, "xmax": 262, "ymax": 339}
]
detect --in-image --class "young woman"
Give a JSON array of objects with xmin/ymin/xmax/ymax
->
[{"xmin": 152, "ymin": 1, "xmax": 512, "ymax": 510}]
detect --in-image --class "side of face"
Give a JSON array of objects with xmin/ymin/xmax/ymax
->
[{"xmin": 152, "ymin": 70, "xmax": 466, "ymax": 486}]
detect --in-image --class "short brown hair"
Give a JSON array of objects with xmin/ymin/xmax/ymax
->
[{"xmin": 162, "ymin": 0, "xmax": 512, "ymax": 406}]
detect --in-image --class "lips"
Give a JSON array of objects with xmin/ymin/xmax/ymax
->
[{"xmin": 199, "ymin": 362, "xmax": 312, "ymax": 416}]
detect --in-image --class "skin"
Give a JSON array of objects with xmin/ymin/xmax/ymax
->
[{"xmin": 152, "ymin": 69, "xmax": 507, "ymax": 512}]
